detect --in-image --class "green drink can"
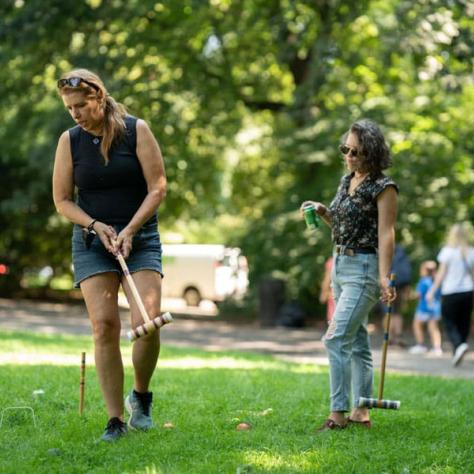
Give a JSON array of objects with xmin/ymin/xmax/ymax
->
[{"xmin": 303, "ymin": 203, "xmax": 320, "ymax": 230}]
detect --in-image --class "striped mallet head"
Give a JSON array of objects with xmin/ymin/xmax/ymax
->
[
  {"xmin": 357, "ymin": 396, "xmax": 401, "ymax": 410},
  {"xmin": 127, "ymin": 312, "xmax": 173, "ymax": 342}
]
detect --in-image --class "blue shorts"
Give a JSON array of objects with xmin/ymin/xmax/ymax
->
[
  {"xmin": 414, "ymin": 311, "xmax": 441, "ymax": 322},
  {"xmin": 72, "ymin": 222, "xmax": 163, "ymax": 288}
]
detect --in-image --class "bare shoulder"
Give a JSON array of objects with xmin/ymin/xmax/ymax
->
[
  {"xmin": 55, "ymin": 131, "xmax": 71, "ymax": 159},
  {"xmin": 58, "ymin": 130, "xmax": 70, "ymax": 145},
  {"xmin": 136, "ymin": 118, "xmax": 154, "ymax": 136},
  {"xmin": 136, "ymin": 119, "xmax": 160, "ymax": 149}
]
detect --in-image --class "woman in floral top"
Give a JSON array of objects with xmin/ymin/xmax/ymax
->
[{"xmin": 301, "ymin": 119, "xmax": 398, "ymax": 431}]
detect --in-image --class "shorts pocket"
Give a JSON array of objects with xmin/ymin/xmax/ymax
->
[{"xmin": 133, "ymin": 225, "xmax": 161, "ymax": 252}]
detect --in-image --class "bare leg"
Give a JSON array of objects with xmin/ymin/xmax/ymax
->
[
  {"xmin": 413, "ymin": 319, "xmax": 425, "ymax": 345},
  {"xmin": 122, "ymin": 270, "xmax": 162, "ymax": 393},
  {"xmin": 428, "ymin": 319, "xmax": 442, "ymax": 350},
  {"xmin": 81, "ymin": 273, "xmax": 123, "ymax": 419}
]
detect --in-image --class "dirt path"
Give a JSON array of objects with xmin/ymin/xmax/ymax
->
[{"xmin": 1, "ymin": 298, "xmax": 473, "ymax": 379}]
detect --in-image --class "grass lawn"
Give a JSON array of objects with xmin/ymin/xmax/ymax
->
[{"xmin": 0, "ymin": 330, "xmax": 472, "ymax": 473}]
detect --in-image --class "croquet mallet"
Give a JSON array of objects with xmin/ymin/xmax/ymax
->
[
  {"xmin": 357, "ymin": 273, "xmax": 401, "ymax": 410},
  {"xmin": 115, "ymin": 251, "xmax": 173, "ymax": 342}
]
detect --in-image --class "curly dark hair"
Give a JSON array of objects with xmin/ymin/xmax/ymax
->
[{"xmin": 342, "ymin": 119, "xmax": 392, "ymax": 175}]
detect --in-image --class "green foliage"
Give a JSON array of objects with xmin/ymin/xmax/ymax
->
[
  {"xmin": 0, "ymin": 1, "xmax": 473, "ymax": 305},
  {"xmin": 1, "ymin": 331, "xmax": 474, "ymax": 473}
]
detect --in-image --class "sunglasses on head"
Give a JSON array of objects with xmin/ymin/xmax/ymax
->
[
  {"xmin": 57, "ymin": 77, "xmax": 99, "ymax": 91},
  {"xmin": 339, "ymin": 144, "xmax": 360, "ymax": 158}
]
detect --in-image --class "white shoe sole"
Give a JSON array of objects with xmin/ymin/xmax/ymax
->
[
  {"xmin": 124, "ymin": 396, "xmax": 137, "ymax": 430},
  {"xmin": 453, "ymin": 344, "xmax": 468, "ymax": 367}
]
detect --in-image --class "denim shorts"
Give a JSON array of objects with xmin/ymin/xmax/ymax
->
[{"xmin": 72, "ymin": 222, "xmax": 163, "ymax": 288}]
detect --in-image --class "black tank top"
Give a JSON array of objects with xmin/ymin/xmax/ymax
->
[{"xmin": 69, "ymin": 115, "xmax": 157, "ymax": 226}]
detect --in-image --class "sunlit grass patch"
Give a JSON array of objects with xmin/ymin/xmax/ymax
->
[{"xmin": 1, "ymin": 330, "xmax": 473, "ymax": 473}]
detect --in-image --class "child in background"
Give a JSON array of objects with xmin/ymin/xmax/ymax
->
[{"xmin": 409, "ymin": 261, "xmax": 443, "ymax": 356}]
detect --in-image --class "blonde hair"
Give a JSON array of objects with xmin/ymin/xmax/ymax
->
[
  {"xmin": 446, "ymin": 222, "xmax": 471, "ymax": 256},
  {"xmin": 58, "ymin": 68, "xmax": 127, "ymax": 164}
]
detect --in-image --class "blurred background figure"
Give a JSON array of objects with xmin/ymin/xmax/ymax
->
[
  {"xmin": 387, "ymin": 244, "xmax": 412, "ymax": 347},
  {"xmin": 409, "ymin": 260, "xmax": 442, "ymax": 356},
  {"xmin": 427, "ymin": 223, "xmax": 474, "ymax": 367},
  {"xmin": 319, "ymin": 256, "xmax": 335, "ymax": 324}
]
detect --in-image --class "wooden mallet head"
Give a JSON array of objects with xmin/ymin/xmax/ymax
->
[
  {"xmin": 115, "ymin": 251, "xmax": 173, "ymax": 343},
  {"xmin": 127, "ymin": 312, "xmax": 173, "ymax": 342},
  {"xmin": 357, "ymin": 396, "xmax": 400, "ymax": 410}
]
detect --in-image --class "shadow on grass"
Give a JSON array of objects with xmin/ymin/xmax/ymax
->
[{"xmin": 0, "ymin": 330, "xmax": 94, "ymax": 351}]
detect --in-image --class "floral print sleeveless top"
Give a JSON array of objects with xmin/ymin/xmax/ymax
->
[{"xmin": 328, "ymin": 173, "xmax": 398, "ymax": 249}]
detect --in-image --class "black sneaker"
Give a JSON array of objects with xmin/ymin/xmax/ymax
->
[
  {"xmin": 100, "ymin": 417, "xmax": 128, "ymax": 442},
  {"xmin": 125, "ymin": 390, "xmax": 154, "ymax": 430}
]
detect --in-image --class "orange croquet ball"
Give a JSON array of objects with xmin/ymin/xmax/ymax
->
[{"xmin": 236, "ymin": 422, "xmax": 251, "ymax": 431}]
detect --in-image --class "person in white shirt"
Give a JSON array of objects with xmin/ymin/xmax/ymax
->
[{"xmin": 427, "ymin": 223, "xmax": 474, "ymax": 367}]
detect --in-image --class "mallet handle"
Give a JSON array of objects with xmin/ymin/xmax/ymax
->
[
  {"xmin": 378, "ymin": 273, "xmax": 396, "ymax": 401},
  {"xmin": 116, "ymin": 252, "xmax": 151, "ymax": 323}
]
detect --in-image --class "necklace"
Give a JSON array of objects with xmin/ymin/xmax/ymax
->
[
  {"xmin": 349, "ymin": 173, "xmax": 368, "ymax": 194},
  {"xmin": 353, "ymin": 171, "xmax": 368, "ymax": 181}
]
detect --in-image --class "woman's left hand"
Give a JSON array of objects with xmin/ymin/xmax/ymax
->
[
  {"xmin": 114, "ymin": 228, "xmax": 135, "ymax": 258},
  {"xmin": 380, "ymin": 276, "xmax": 397, "ymax": 304}
]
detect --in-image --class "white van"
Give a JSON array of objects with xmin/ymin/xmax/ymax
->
[{"xmin": 161, "ymin": 244, "xmax": 249, "ymax": 306}]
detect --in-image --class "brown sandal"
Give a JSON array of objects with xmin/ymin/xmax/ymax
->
[
  {"xmin": 347, "ymin": 418, "xmax": 372, "ymax": 428},
  {"xmin": 316, "ymin": 418, "xmax": 347, "ymax": 432}
]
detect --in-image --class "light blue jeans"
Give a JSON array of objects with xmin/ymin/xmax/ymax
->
[{"xmin": 324, "ymin": 252, "xmax": 379, "ymax": 412}]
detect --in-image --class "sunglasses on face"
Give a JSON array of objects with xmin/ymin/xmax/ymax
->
[
  {"xmin": 339, "ymin": 144, "xmax": 360, "ymax": 158},
  {"xmin": 57, "ymin": 77, "xmax": 99, "ymax": 91}
]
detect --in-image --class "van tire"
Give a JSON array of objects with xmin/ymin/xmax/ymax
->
[{"xmin": 184, "ymin": 288, "xmax": 201, "ymax": 307}]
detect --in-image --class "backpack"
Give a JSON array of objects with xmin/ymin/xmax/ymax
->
[{"xmin": 391, "ymin": 245, "xmax": 412, "ymax": 286}]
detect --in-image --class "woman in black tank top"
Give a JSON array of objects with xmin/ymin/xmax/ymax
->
[{"xmin": 53, "ymin": 69, "xmax": 167, "ymax": 441}]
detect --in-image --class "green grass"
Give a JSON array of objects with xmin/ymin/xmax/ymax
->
[{"xmin": 0, "ymin": 331, "xmax": 473, "ymax": 473}]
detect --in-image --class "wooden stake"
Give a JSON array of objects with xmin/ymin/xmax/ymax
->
[{"xmin": 79, "ymin": 352, "xmax": 86, "ymax": 416}]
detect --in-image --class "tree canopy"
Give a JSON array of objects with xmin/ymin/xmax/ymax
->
[{"xmin": 1, "ymin": 0, "xmax": 473, "ymax": 306}]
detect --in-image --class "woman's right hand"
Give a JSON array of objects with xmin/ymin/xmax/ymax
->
[
  {"xmin": 93, "ymin": 221, "xmax": 117, "ymax": 253},
  {"xmin": 299, "ymin": 201, "xmax": 328, "ymax": 217}
]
